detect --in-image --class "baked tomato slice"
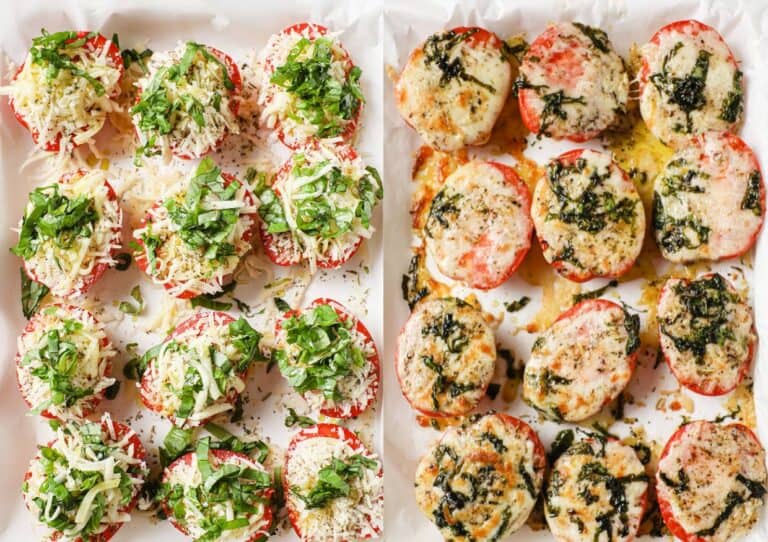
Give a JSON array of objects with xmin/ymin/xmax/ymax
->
[
  {"xmin": 283, "ymin": 424, "xmax": 383, "ymax": 541},
  {"xmin": 10, "ymin": 31, "xmax": 123, "ymax": 152},
  {"xmin": 275, "ymin": 298, "xmax": 380, "ymax": 418}
]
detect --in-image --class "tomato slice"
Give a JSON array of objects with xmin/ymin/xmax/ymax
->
[
  {"xmin": 139, "ymin": 310, "xmax": 247, "ymax": 427},
  {"xmin": 134, "ymin": 172, "xmax": 257, "ymax": 299},
  {"xmin": 20, "ymin": 170, "xmax": 122, "ymax": 299},
  {"xmin": 162, "ymin": 449, "xmax": 273, "ymax": 541},
  {"xmin": 133, "ymin": 44, "xmax": 241, "ymax": 160},
  {"xmin": 261, "ymin": 22, "xmax": 362, "ymax": 150},
  {"xmin": 656, "ymin": 420, "xmax": 765, "ymax": 542},
  {"xmin": 283, "ymin": 423, "xmax": 383, "ymax": 541},
  {"xmin": 275, "ymin": 298, "xmax": 380, "ymax": 418},
  {"xmin": 658, "ymin": 273, "xmax": 755, "ymax": 396},
  {"xmin": 10, "ymin": 31, "xmax": 124, "ymax": 152},
  {"xmin": 23, "ymin": 419, "xmax": 145, "ymax": 542},
  {"xmin": 15, "ymin": 304, "xmax": 113, "ymax": 420},
  {"xmin": 258, "ymin": 142, "xmax": 366, "ymax": 269}
]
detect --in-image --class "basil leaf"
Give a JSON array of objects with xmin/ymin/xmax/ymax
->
[
  {"xmin": 291, "ymin": 454, "xmax": 376, "ymax": 509},
  {"xmin": 274, "ymin": 297, "xmax": 291, "ymax": 312},
  {"xmin": 20, "ymin": 269, "xmax": 49, "ymax": 319},
  {"xmin": 284, "ymin": 408, "xmax": 316, "ymax": 428}
]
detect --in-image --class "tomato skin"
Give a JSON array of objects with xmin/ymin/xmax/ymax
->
[
  {"xmin": 658, "ymin": 273, "xmax": 754, "ymax": 396},
  {"xmin": 22, "ymin": 419, "xmax": 146, "ymax": 542},
  {"xmin": 162, "ymin": 449, "xmax": 273, "ymax": 542},
  {"xmin": 656, "ymin": 421, "xmax": 764, "ymax": 542},
  {"xmin": 258, "ymin": 142, "xmax": 367, "ymax": 269},
  {"xmin": 275, "ymin": 298, "xmax": 380, "ymax": 419},
  {"xmin": 134, "ymin": 172, "xmax": 258, "ymax": 299},
  {"xmin": 261, "ymin": 22, "xmax": 362, "ymax": 150},
  {"xmin": 494, "ymin": 413, "xmax": 547, "ymax": 472},
  {"xmin": 139, "ymin": 310, "xmax": 249, "ymax": 427},
  {"xmin": 283, "ymin": 423, "xmax": 382, "ymax": 542},
  {"xmin": 15, "ymin": 304, "xmax": 113, "ymax": 420},
  {"xmin": 20, "ymin": 170, "xmax": 123, "ymax": 299},
  {"xmin": 10, "ymin": 31, "xmax": 124, "ymax": 152}
]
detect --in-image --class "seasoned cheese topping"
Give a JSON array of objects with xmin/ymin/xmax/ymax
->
[
  {"xmin": 639, "ymin": 20, "xmax": 743, "ymax": 148},
  {"xmin": 424, "ymin": 160, "xmax": 533, "ymax": 290},
  {"xmin": 134, "ymin": 159, "xmax": 257, "ymax": 298},
  {"xmin": 16, "ymin": 305, "xmax": 115, "ymax": 420},
  {"xmin": 285, "ymin": 432, "xmax": 383, "ymax": 541},
  {"xmin": 140, "ymin": 311, "xmax": 262, "ymax": 426},
  {"xmin": 275, "ymin": 301, "xmax": 378, "ymax": 418},
  {"xmin": 395, "ymin": 27, "xmax": 512, "ymax": 151},
  {"xmin": 256, "ymin": 24, "xmax": 362, "ymax": 147},
  {"xmin": 652, "ymin": 131, "xmax": 764, "ymax": 262},
  {"xmin": 133, "ymin": 41, "xmax": 239, "ymax": 159},
  {"xmin": 415, "ymin": 413, "xmax": 545, "ymax": 541},
  {"xmin": 162, "ymin": 448, "xmax": 272, "ymax": 542},
  {"xmin": 14, "ymin": 170, "xmax": 122, "ymax": 299},
  {"xmin": 259, "ymin": 144, "xmax": 382, "ymax": 272},
  {"xmin": 523, "ymin": 300, "xmax": 639, "ymax": 422},
  {"xmin": 546, "ymin": 436, "xmax": 648, "ymax": 542},
  {"xmin": 22, "ymin": 415, "xmax": 146, "ymax": 542},
  {"xmin": 657, "ymin": 421, "xmax": 767, "ymax": 542},
  {"xmin": 396, "ymin": 297, "xmax": 496, "ymax": 416},
  {"xmin": 532, "ymin": 149, "xmax": 645, "ymax": 282},
  {"xmin": 517, "ymin": 22, "xmax": 628, "ymax": 140},
  {"xmin": 1, "ymin": 31, "xmax": 122, "ymax": 150},
  {"xmin": 658, "ymin": 274, "xmax": 754, "ymax": 395}
]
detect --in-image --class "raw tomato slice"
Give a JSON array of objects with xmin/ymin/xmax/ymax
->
[
  {"xmin": 275, "ymin": 298, "xmax": 380, "ymax": 418},
  {"xmin": 162, "ymin": 449, "xmax": 273, "ymax": 541},
  {"xmin": 283, "ymin": 424, "xmax": 382, "ymax": 541},
  {"xmin": 134, "ymin": 172, "xmax": 257, "ymax": 299},
  {"xmin": 20, "ymin": 170, "xmax": 122, "ymax": 299},
  {"xmin": 15, "ymin": 304, "xmax": 113, "ymax": 420},
  {"xmin": 10, "ymin": 31, "xmax": 124, "ymax": 152},
  {"xmin": 139, "ymin": 311, "xmax": 247, "ymax": 427}
]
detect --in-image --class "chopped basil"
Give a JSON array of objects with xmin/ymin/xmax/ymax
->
[
  {"xmin": 653, "ymin": 193, "xmax": 710, "ymax": 254},
  {"xmin": 573, "ymin": 280, "xmax": 618, "ymax": 304},
  {"xmin": 20, "ymin": 269, "xmax": 49, "ymax": 319},
  {"xmin": 547, "ymin": 429, "xmax": 575, "ymax": 464},
  {"xmin": 12, "ymin": 183, "xmax": 98, "ymax": 260},
  {"xmin": 29, "ymin": 30, "xmax": 106, "ymax": 95},
  {"xmin": 118, "ymin": 285, "xmax": 144, "ymax": 314},
  {"xmin": 401, "ymin": 253, "xmax": 429, "ymax": 310},
  {"xmin": 573, "ymin": 22, "xmax": 611, "ymax": 53},
  {"xmin": 422, "ymin": 354, "xmax": 477, "ymax": 411},
  {"xmin": 275, "ymin": 303, "xmax": 366, "ymax": 403},
  {"xmin": 425, "ymin": 189, "xmax": 462, "ymax": 237},
  {"xmin": 290, "ymin": 454, "xmax": 376, "ymax": 509},
  {"xmin": 114, "ymin": 252, "xmax": 132, "ymax": 270},
  {"xmin": 423, "ymin": 29, "xmax": 495, "ymax": 93},
  {"xmin": 696, "ymin": 474, "xmax": 765, "ymax": 536},
  {"xmin": 623, "ymin": 306, "xmax": 641, "ymax": 355},
  {"xmin": 719, "ymin": 70, "xmax": 743, "ymax": 123},
  {"xmin": 741, "ymin": 170, "xmax": 763, "ymax": 217},
  {"xmin": 504, "ymin": 296, "xmax": 530, "ymax": 313},
  {"xmin": 274, "ymin": 297, "xmax": 291, "ymax": 312},
  {"xmin": 538, "ymin": 90, "xmax": 586, "ymax": 136},
  {"xmin": 122, "ymin": 343, "xmax": 161, "ymax": 380},
  {"xmin": 284, "ymin": 408, "xmax": 316, "ymax": 428},
  {"xmin": 271, "ymin": 37, "xmax": 363, "ymax": 138},
  {"xmin": 111, "ymin": 34, "xmax": 153, "ymax": 74}
]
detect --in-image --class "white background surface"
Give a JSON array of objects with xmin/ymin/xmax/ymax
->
[
  {"xmin": 0, "ymin": 1, "xmax": 383, "ymax": 541},
  {"xmin": 382, "ymin": 0, "xmax": 768, "ymax": 541}
]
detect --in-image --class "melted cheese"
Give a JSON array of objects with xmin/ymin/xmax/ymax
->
[
  {"xmin": 140, "ymin": 312, "xmax": 245, "ymax": 426},
  {"xmin": 652, "ymin": 131, "xmax": 763, "ymax": 262},
  {"xmin": 164, "ymin": 453, "xmax": 271, "ymax": 541},
  {"xmin": 133, "ymin": 42, "xmax": 239, "ymax": 159},
  {"xmin": 424, "ymin": 160, "xmax": 532, "ymax": 289},
  {"xmin": 658, "ymin": 275, "xmax": 754, "ymax": 395},
  {"xmin": 16, "ymin": 305, "xmax": 115, "ymax": 419},
  {"xmin": 639, "ymin": 22, "xmax": 742, "ymax": 147},
  {"xmin": 523, "ymin": 300, "xmax": 634, "ymax": 421},
  {"xmin": 395, "ymin": 29, "xmax": 512, "ymax": 151},
  {"xmin": 256, "ymin": 26, "xmax": 357, "ymax": 145},
  {"xmin": 519, "ymin": 22, "xmax": 628, "ymax": 139},
  {"xmin": 20, "ymin": 170, "xmax": 122, "ymax": 298},
  {"xmin": 285, "ymin": 435, "xmax": 383, "ymax": 541},
  {"xmin": 657, "ymin": 421, "xmax": 767, "ymax": 541},
  {"xmin": 269, "ymin": 144, "xmax": 380, "ymax": 272},
  {"xmin": 415, "ymin": 413, "xmax": 543, "ymax": 541},
  {"xmin": 0, "ymin": 38, "xmax": 122, "ymax": 150},
  {"xmin": 23, "ymin": 415, "xmax": 145, "ymax": 540},
  {"xmin": 133, "ymin": 172, "xmax": 256, "ymax": 298},
  {"xmin": 546, "ymin": 438, "xmax": 648, "ymax": 542},
  {"xmin": 532, "ymin": 150, "xmax": 645, "ymax": 281},
  {"xmin": 396, "ymin": 297, "xmax": 495, "ymax": 415}
]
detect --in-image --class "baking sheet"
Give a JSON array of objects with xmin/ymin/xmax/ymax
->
[
  {"xmin": 382, "ymin": 0, "xmax": 768, "ymax": 540},
  {"xmin": 0, "ymin": 1, "xmax": 383, "ymax": 541}
]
